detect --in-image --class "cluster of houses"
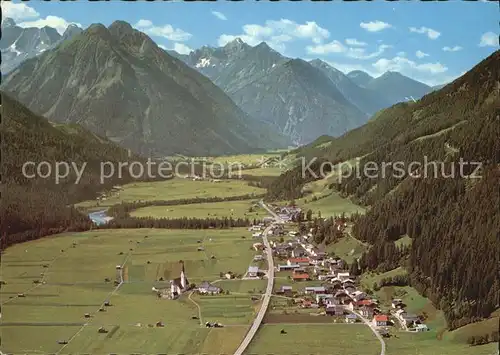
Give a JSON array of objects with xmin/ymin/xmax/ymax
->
[
  {"xmin": 392, "ymin": 299, "xmax": 428, "ymax": 331},
  {"xmin": 269, "ymin": 225, "xmax": 425, "ymax": 329},
  {"xmin": 272, "ymin": 204, "xmax": 302, "ymax": 222},
  {"xmin": 275, "ymin": 268, "xmax": 388, "ymax": 326}
]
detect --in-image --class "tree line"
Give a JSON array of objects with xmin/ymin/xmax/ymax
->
[
  {"xmin": 107, "ymin": 193, "xmax": 265, "ymax": 219},
  {"xmin": 99, "ymin": 216, "xmax": 258, "ymax": 230}
]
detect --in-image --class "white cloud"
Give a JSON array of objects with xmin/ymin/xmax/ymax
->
[
  {"xmin": 347, "ymin": 44, "xmax": 391, "ymax": 60},
  {"xmin": 1, "ymin": 2, "xmax": 39, "ymax": 21},
  {"xmin": 158, "ymin": 44, "xmax": 167, "ymax": 50},
  {"xmin": 360, "ymin": 21, "xmax": 392, "ymax": 32},
  {"xmin": 415, "ymin": 50, "xmax": 429, "ymax": 58},
  {"xmin": 136, "ymin": 19, "xmax": 153, "ymax": 28},
  {"xmin": 397, "ymin": 51, "xmax": 407, "ymax": 57},
  {"xmin": 478, "ymin": 32, "xmax": 498, "ymax": 47},
  {"xmin": 306, "ymin": 41, "xmax": 390, "ymax": 59},
  {"xmin": 373, "ymin": 56, "xmax": 447, "ymax": 75},
  {"xmin": 19, "ymin": 16, "xmax": 82, "ymax": 35},
  {"xmin": 345, "ymin": 38, "xmax": 367, "ymax": 47},
  {"xmin": 217, "ymin": 19, "xmax": 330, "ymax": 53},
  {"xmin": 173, "ymin": 42, "xmax": 193, "ymax": 55},
  {"xmin": 442, "ymin": 46, "xmax": 463, "ymax": 52},
  {"xmin": 306, "ymin": 40, "xmax": 346, "ymax": 55},
  {"xmin": 211, "ymin": 11, "xmax": 227, "ymax": 21},
  {"xmin": 134, "ymin": 19, "xmax": 192, "ymax": 41},
  {"xmin": 409, "ymin": 26, "xmax": 441, "ymax": 40}
]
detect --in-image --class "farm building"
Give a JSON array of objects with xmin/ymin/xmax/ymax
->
[
  {"xmin": 277, "ymin": 264, "xmax": 300, "ymax": 271},
  {"xmin": 197, "ymin": 281, "xmax": 221, "ymax": 294},
  {"xmin": 287, "ymin": 257, "xmax": 310, "ymax": 266},
  {"xmin": 276, "ymin": 286, "xmax": 293, "ymax": 295},
  {"xmin": 326, "ymin": 305, "xmax": 344, "ymax": 316},
  {"xmin": 247, "ymin": 266, "xmax": 259, "ymax": 277},
  {"xmin": 292, "ymin": 273, "xmax": 310, "ymax": 281},
  {"xmin": 304, "ymin": 286, "xmax": 326, "ymax": 295}
]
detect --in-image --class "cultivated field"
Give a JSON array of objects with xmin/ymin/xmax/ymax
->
[
  {"xmin": 0, "ymin": 228, "xmax": 262, "ymax": 354},
  {"xmin": 326, "ymin": 234, "xmax": 368, "ymax": 264},
  {"xmin": 360, "ymin": 267, "xmax": 408, "ymax": 290},
  {"xmin": 130, "ymin": 199, "xmax": 267, "ymax": 219},
  {"xmin": 384, "ymin": 333, "xmax": 498, "ymax": 355},
  {"xmin": 240, "ymin": 167, "xmax": 284, "ymax": 176},
  {"xmin": 244, "ymin": 324, "xmax": 381, "ymax": 355},
  {"xmin": 76, "ymin": 178, "xmax": 265, "ymax": 211},
  {"xmin": 300, "ymin": 192, "xmax": 366, "ymax": 218}
]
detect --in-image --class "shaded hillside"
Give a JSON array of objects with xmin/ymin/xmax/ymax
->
[
  {"xmin": 267, "ymin": 50, "xmax": 500, "ymax": 329},
  {"xmin": 310, "ymin": 60, "xmax": 392, "ymax": 115},
  {"xmin": 364, "ymin": 71, "xmax": 433, "ymax": 105},
  {"xmin": 229, "ymin": 58, "xmax": 368, "ymax": 144},
  {"xmin": 346, "ymin": 70, "xmax": 374, "ymax": 87},
  {"xmin": 175, "ymin": 40, "xmax": 368, "ymax": 144},
  {"xmin": 1, "ymin": 21, "xmax": 284, "ymax": 157},
  {"xmin": 1, "ymin": 93, "xmax": 142, "ymax": 249}
]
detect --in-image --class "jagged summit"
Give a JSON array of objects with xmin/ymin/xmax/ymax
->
[{"xmin": 1, "ymin": 20, "xmax": 284, "ymax": 156}]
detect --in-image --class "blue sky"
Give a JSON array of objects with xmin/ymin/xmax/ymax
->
[{"xmin": 3, "ymin": 0, "xmax": 498, "ymax": 86}]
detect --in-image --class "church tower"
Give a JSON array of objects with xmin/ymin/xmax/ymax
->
[{"xmin": 180, "ymin": 261, "xmax": 187, "ymax": 289}]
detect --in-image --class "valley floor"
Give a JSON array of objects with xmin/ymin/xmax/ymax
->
[{"xmin": 1, "ymin": 229, "xmax": 261, "ymax": 354}]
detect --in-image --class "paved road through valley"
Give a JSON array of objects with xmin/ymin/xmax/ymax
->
[{"xmin": 233, "ymin": 201, "xmax": 281, "ymax": 355}]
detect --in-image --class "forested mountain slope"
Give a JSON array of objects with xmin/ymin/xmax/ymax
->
[
  {"xmin": 2, "ymin": 21, "xmax": 285, "ymax": 157},
  {"xmin": 1, "ymin": 93, "xmax": 139, "ymax": 248},
  {"xmin": 266, "ymin": 50, "xmax": 500, "ymax": 329}
]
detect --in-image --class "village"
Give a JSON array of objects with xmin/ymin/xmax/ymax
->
[
  {"xmin": 146, "ymin": 202, "xmax": 429, "ymax": 340},
  {"xmin": 245, "ymin": 203, "xmax": 429, "ymax": 336}
]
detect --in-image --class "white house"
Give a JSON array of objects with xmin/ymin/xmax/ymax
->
[
  {"xmin": 337, "ymin": 272, "xmax": 350, "ymax": 281},
  {"xmin": 415, "ymin": 324, "xmax": 428, "ymax": 332},
  {"xmin": 372, "ymin": 315, "xmax": 388, "ymax": 327}
]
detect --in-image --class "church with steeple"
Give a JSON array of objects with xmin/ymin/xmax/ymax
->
[{"xmin": 169, "ymin": 260, "xmax": 189, "ymax": 299}]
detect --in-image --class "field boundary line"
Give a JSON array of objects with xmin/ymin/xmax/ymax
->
[
  {"xmin": 55, "ymin": 247, "xmax": 135, "ymax": 354},
  {"xmin": 1, "ymin": 240, "xmax": 75, "ymax": 306},
  {"xmin": 188, "ymin": 290, "xmax": 203, "ymax": 326}
]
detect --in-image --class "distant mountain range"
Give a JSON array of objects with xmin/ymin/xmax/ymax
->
[
  {"xmin": 1, "ymin": 19, "xmax": 441, "ymax": 153},
  {"xmin": 170, "ymin": 39, "xmax": 435, "ymax": 144},
  {"xmin": 0, "ymin": 17, "xmax": 83, "ymax": 74},
  {"xmin": 2, "ymin": 21, "xmax": 287, "ymax": 156}
]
